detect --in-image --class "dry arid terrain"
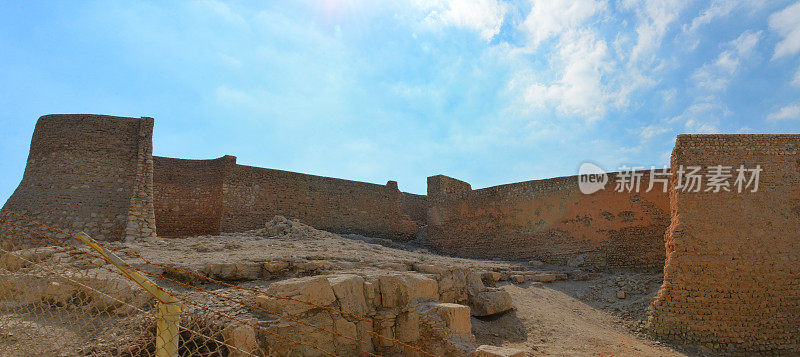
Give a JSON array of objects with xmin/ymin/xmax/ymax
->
[{"xmin": 96, "ymin": 216, "xmax": 693, "ymax": 356}]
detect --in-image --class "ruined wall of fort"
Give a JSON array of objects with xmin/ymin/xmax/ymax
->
[
  {"xmin": 1, "ymin": 114, "xmax": 156, "ymax": 241},
  {"xmin": 424, "ymin": 173, "xmax": 670, "ymax": 270},
  {"xmin": 218, "ymin": 164, "xmax": 419, "ymax": 239},
  {"xmin": 152, "ymin": 155, "xmax": 235, "ymax": 237},
  {"xmin": 400, "ymin": 192, "xmax": 427, "ymax": 226},
  {"xmin": 648, "ymin": 135, "xmax": 800, "ymax": 354}
]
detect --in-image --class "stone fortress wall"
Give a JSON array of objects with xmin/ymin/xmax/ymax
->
[
  {"xmin": 218, "ymin": 163, "xmax": 418, "ymax": 239},
  {"xmin": 648, "ymin": 134, "xmax": 800, "ymax": 353},
  {"xmin": 3, "ymin": 115, "xmax": 800, "ymax": 353},
  {"xmin": 152, "ymin": 155, "xmax": 234, "ymax": 237},
  {"xmin": 1, "ymin": 114, "xmax": 156, "ymax": 242},
  {"xmin": 424, "ymin": 173, "xmax": 671, "ymax": 271}
]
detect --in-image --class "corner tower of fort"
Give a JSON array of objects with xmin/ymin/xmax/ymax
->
[{"xmin": 2, "ymin": 114, "xmax": 156, "ymax": 241}]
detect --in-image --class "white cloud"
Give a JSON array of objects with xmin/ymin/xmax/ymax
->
[
  {"xmin": 623, "ymin": 0, "xmax": 688, "ymax": 64},
  {"xmin": 522, "ymin": 31, "xmax": 616, "ymax": 120},
  {"xmin": 519, "ymin": 0, "xmax": 606, "ymax": 48},
  {"xmin": 767, "ymin": 104, "xmax": 800, "ymax": 121},
  {"xmin": 769, "ymin": 1, "xmax": 800, "ymax": 59},
  {"xmin": 639, "ymin": 124, "xmax": 669, "ymax": 139},
  {"xmin": 684, "ymin": 0, "xmax": 738, "ymax": 34},
  {"xmin": 691, "ymin": 30, "xmax": 761, "ymax": 91},
  {"xmin": 423, "ymin": 0, "xmax": 508, "ymax": 40},
  {"xmin": 667, "ymin": 101, "xmax": 727, "ymax": 133},
  {"xmin": 683, "ymin": 0, "xmax": 763, "ymax": 34},
  {"xmin": 661, "ymin": 88, "xmax": 677, "ymax": 102}
]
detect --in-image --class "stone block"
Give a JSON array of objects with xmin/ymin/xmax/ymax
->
[{"xmin": 256, "ymin": 276, "xmax": 336, "ymax": 316}]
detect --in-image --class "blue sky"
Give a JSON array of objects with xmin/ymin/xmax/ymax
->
[{"xmin": 1, "ymin": 0, "xmax": 800, "ymax": 199}]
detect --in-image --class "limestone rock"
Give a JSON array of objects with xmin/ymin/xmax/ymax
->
[
  {"xmin": 256, "ymin": 276, "xmax": 336, "ymax": 315},
  {"xmin": 430, "ymin": 303, "xmax": 471, "ymax": 335},
  {"xmin": 262, "ymin": 311, "xmax": 336, "ymax": 356},
  {"xmin": 396, "ymin": 309, "xmax": 421, "ymax": 343},
  {"xmin": 471, "ymin": 345, "xmax": 526, "ymax": 357},
  {"xmin": 469, "ymin": 289, "xmax": 513, "ymax": 316},
  {"xmin": 333, "ymin": 316, "xmax": 362, "ymax": 355},
  {"xmin": 204, "ymin": 261, "xmax": 262, "ymax": 281},
  {"xmin": 263, "ymin": 260, "xmax": 289, "ymax": 274},
  {"xmin": 222, "ymin": 320, "xmax": 259, "ymax": 357},
  {"xmin": 378, "ymin": 272, "xmax": 438, "ymax": 308},
  {"xmin": 480, "ymin": 271, "xmax": 501, "ymax": 287},
  {"xmin": 327, "ymin": 274, "xmax": 367, "ymax": 316},
  {"xmin": 413, "ymin": 263, "xmax": 448, "ymax": 275},
  {"xmin": 467, "ymin": 271, "xmax": 485, "ymax": 290}
]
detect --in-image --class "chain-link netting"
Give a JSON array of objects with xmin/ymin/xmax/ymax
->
[{"xmin": 0, "ymin": 209, "xmax": 436, "ymax": 357}]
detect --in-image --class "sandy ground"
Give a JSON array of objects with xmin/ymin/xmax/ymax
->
[{"xmin": 472, "ymin": 282, "xmax": 684, "ymax": 356}]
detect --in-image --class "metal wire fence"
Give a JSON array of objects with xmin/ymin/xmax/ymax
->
[{"xmin": 0, "ymin": 208, "xmax": 435, "ymax": 356}]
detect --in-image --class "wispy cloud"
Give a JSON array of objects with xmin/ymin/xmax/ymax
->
[
  {"xmin": 692, "ymin": 30, "xmax": 761, "ymax": 91},
  {"xmin": 769, "ymin": 1, "xmax": 800, "ymax": 59},
  {"xmin": 767, "ymin": 104, "xmax": 800, "ymax": 121},
  {"xmin": 623, "ymin": 0, "xmax": 688, "ymax": 64},
  {"xmin": 519, "ymin": 0, "xmax": 606, "ymax": 48},
  {"xmin": 420, "ymin": 0, "xmax": 508, "ymax": 41},
  {"xmin": 522, "ymin": 30, "xmax": 617, "ymax": 121}
]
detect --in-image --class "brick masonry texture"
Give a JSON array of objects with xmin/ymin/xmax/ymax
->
[
  {"xmin": 2, "ymin": 114, "xmax": 156, "ymax": 241},
  {"xmin": 219, "ymin": 164, "xmax": 419, "ymax": 239},
  {"xmin": 153, "ymin": 155, "xmax": 421, "ymax": 240},
  {"xmin": 4, "ymin": 114, "xmax": 800, "ymax": 353},
  {"xmin": 152, "ymin": 155, "xmax": 235, "ymax": 237},
  {"xmin": 424, "ymin": 173, "xmax": 670, "ymax": 270},
  {"xmin": 648, "ymin": 134, "xmax": 800, "ymax": 354}
]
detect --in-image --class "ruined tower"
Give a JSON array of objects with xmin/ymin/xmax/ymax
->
[{"xmin": 2, "ymin": 114, "xmax": 156, "ymax": 241}]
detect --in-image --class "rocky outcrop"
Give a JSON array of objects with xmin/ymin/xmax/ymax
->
[
  {"xmin": 249, "ymin": 271, "xmax": 481, "ymax": 356},
  {"xmin": 413, "ymin": 263, "xmax": 514, "ymax": 317}
]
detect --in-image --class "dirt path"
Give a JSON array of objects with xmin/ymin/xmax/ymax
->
[{"xmin": 472, "ymin": 283, "xmax": 685, "ymax": 356}]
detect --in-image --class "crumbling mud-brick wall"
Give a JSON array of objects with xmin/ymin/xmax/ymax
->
[
  {"xmin": 219, "ymin": 164, "xmax": 419, "ymax": 240},
  {"xmin": 425, "ymin": 173, "xmax": 670, "ymax": 270},
  {"xmin": 400, "ymin": 192, "xmax": 427, "ymax": 226},
  {"xmin": 152, "ymin": 155, "xmax": 235, "ymax": 237},
  {"xmin": 648, "ymin": 135, "xmax": 800, "ymax": 354},
  {"xmin": 2, "ymin": 114, "xmax": 156, "ymax": 241}
]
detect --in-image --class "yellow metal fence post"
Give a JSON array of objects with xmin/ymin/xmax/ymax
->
[
  {"xmin": 74, "ymin": 232, "xmax": 182, "ymax": 357},
  {"xmin": 157, "ymin": 302, "xmax": 182, "ymax": 357}
]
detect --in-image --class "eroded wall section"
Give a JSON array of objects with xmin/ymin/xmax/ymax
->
[
  {"xmin": 425, "ymin": 173, "xmax": 670, "ymax": 270},
  {"xmin": 2, "ymin": 114, "xmax": 156, "ymax": 241},
  {"xmin": 153, "ymin": 155, "xmax": 235, "ymax": 237},
  {"xmin": 648, "ymin": 135, "xmax": 800, "ymax": 354},
  {"xmin": 219, "ymin": 164, "xmax": 419, "ymax": 239}
]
